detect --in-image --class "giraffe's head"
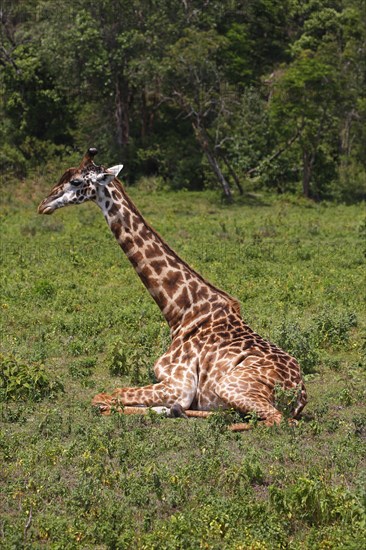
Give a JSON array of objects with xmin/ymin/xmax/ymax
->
[{"xmin": 37, "ymin": 148, "xmax": 123, "ymax": 215}]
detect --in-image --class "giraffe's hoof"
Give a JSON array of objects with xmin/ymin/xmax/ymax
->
[{"xmin": 170, "ymin": 403, "xmax": 188, "ymax": 419}]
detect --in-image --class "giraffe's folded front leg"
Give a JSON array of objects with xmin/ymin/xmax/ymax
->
[{"xmin": 92, "ymin": 381, "xmax": 192, "ymax": 414}]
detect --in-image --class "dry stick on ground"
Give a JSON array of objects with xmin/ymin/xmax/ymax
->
[{"xmin": 23, "ymin": 507, "xmax": 32, "ymax": 542}]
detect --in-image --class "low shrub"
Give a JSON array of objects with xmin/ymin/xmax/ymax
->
[
  {"xmin": 315, "ymin": 307, "xmax": 357, "ymax": 347},
  {"xmin": 34, "ymin": 280, "xmax": 57, "ymax": 299},
  {"xmin": 68, "ymin": 357, "xmax": 96, "ymax": 379},
  {"xmin": 270, "ymin": 476, "xmax": 365, "ymax": 527},
  {"xmin": 273, "ymin": 321, "xmax": 319, "ymax": 374},
  {"xmin": 106, "ymin": 340, "xmax": 153, "ymax": 384},
  {"xmin": 0, "ymin": 354, "xmax": 63, "ymax": 402},
  {"xmin": 274, "ymin": 383, "xmax": 303, "ymax": 420},
  {"xmin": 106, "ymin": 340, "xmax": 129, "ymax": 377}
]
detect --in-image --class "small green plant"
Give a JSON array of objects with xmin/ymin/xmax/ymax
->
[
  {"xmin": 273, "ymin": 321, "xmax": 319, "ymax": 374},
  {"xmin": 207, "ymin": 408, "xmax": 243, "ymax": 431},
  {"xmin": 0, "ymin": 402, "xmax": 27, "ymax": 423},
  {"xmin": 68, "ymin": 357, "xmax": 96, "ymax": 379},
  {"xmin": 338, "ymin": 387, "xmax": 353, "ymax": 406},
  {"xmin": 241, "ymin": 456, "xmax": 265, "ymax": 485},
  {"xmin": 68, "ymin": 338, "xmax": 90, "ymax": 356},
  {"xmin": 34, "ymin": 280, "xmax": 56, "ymax": 299},
  {"xmin": 106, "ymin": 340, "xmax": 153, "ymax": 384},
  {"xmin": 322, "ymin": 356, "xmax": 342, "ymax": 371},
  {"xmin": 308, "ymin": 419, "xmax": 323, "ymax": 435},
  {"xmin": 352, "ymin": 415, "xmax": 366, "ymax": 437},
  {"xmin": 106, "ymin": 340, "xmax": 129, "ymax": 377},
  {"xmin": 0, "ymin": 354, "xmax": 63, "ymax": 402},
  {"xmin": 128, "ymin": 347, "xmax": 150, "ymax": 385},
  {"xmin": 274, "ymin": 383, "xmax": 302, "ymax": 420},
  {"xmin": 38, "ymin": 408, "xmax": 64, "ymax": 437},
  {"xmin": 325, "ymin": 418, "xmax": 340, "ymax": 433}
]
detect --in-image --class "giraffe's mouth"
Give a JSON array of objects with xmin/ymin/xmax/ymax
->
[
  {"xmin": 38, "ymin": 201, "xmax": 56, "ymax": 215},
  {"xmin": 38, "ymin": 193, "xmax": 66, "ymax": 214}
]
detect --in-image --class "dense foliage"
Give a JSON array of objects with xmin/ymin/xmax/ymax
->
[{"xmin": 1, "ymin": 0, "xmax": 366, "ymax": 199}]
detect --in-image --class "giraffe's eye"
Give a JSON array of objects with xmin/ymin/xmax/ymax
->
[{"xmin": 70, "ymin": 178, "xmax": 83, "ymax": 186}]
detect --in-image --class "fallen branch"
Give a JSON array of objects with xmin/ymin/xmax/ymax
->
[{"xmin": 23, "ymin": 507, "xmax": 32, "ymax": 542}]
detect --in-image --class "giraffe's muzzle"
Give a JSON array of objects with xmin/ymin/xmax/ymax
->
[
  {"xmin": 38, "ymin": 194, "xmax": 63, "ymax": 214},
  {"xmin": 38, "ymin": 201, "xmax": 55, "ymax": 215}
]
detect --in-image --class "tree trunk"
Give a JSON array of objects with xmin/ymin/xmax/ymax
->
[
  {"xmin": 141, "ymin": 89, "xmax": 147, "ymax": 143},
  {"xmin": 201, "ymin": 128, "xmax": 243, "ymax": 194},
  {"xmin": 220, "ymin": 153, "xmax": 243, "ymax": 195},
  {"xmin": 340, "ymin": 109, "xmax": 358, "ymax": 157},
  {"xmin": 192, "ymin": 122, "xmax": 232, "ymax": 200},
  {"xmin": 302, "ymin": 150, "xmax": 312, "ymax": 198},
  {"xmin": 205, "ymin": 148, "xmax": 233, "ymax": 200},
  {"xmin": 114, "ymin": 79, "xmax": 130, "ymax": 149}
]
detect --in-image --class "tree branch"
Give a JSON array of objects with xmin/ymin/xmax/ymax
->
[{"xmin": 246, "ymin": 123, "xmax": 305, "ymax": 177}]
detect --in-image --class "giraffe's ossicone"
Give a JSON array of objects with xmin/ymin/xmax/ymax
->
[{"xmin": 38, "ymin": 148, "xmax": 307, "ymax": 426}]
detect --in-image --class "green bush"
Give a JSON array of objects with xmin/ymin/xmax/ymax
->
[
  {"xmin": 34, "ymin": 280, "xmax": 57, "ymax": 299},
  {"xmin": 0, "ymin": 144, "xmax": 27, "ymax": 176},
  {"xmin": 0, "ymin": 354, "xmax": 63, "ymax": 402},
  {"xmin": 270, "ymin": 476, "xmax": 365, "ymax": 527},
  {"xmin": 68, "ymin": 357, "xmax": 96, "ymax": 379},
  {"xmin": 273, "ymin": 321, "xmax": 319, "ymax": 374},
  {"xmin": 106, "ymin": 339, "xmax": 153, "ymax": 384},
  {"xmin": 315, "ymin": 307, "xmax": 357, "ymax": 347},
  {"xmin": 106, "ymin": 340, "xmax": 129, "ymax": 377},
  {"xmin": 274, "ymin": 383, "xmax": 303, "ymax": 419}
]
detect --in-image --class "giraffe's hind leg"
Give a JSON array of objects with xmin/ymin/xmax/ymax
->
[
  {"xmin": 224, "ymin": 392, "xmax": 282, "ymax": 426},
  {"xmin": 215, "ymin": 375, "xmax": 283, "ymax": 426}
]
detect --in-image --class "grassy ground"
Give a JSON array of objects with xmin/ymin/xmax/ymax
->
[{"xmin": 0, "ymin": 169, "xmax": 365, "ymax": 548}]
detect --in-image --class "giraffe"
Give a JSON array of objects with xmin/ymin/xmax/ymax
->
[{"xmin": 38, "ymin": 148, "xmax": 307, "ymax": 427}]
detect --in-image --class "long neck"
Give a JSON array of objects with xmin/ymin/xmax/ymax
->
[{"xmin": 96, "ymin": 180, "xmax": 237, "ymax": 334}]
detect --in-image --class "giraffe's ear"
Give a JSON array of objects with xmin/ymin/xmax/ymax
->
[
  {"xmin": 96, "ymin": 164, "xmax": 124, "ymax": 185},
  {"xmin": 107, "ymin": 164, "xmax": 124, "ymax": 177}
]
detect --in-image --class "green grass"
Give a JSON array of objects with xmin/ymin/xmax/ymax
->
[{"xmin": 0, "ymin": 172, "xmax": 365, "ymax": 548}]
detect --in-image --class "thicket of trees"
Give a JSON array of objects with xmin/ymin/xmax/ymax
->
[{"xmin": 1, "ymin": 0, "xmax": 366, "ymax": 200}]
